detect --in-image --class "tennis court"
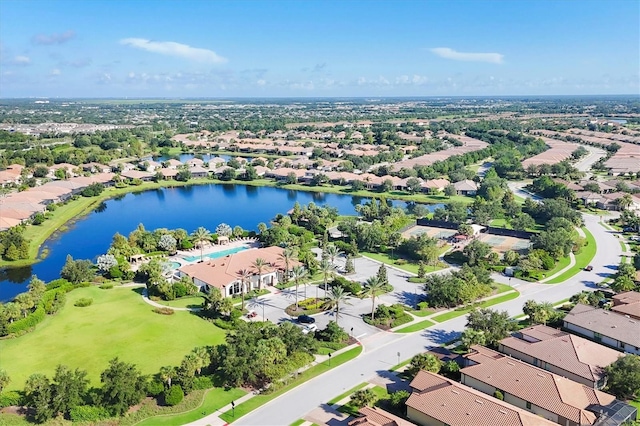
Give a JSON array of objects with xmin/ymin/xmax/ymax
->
[
  {"xmin": 402, "ymin": 225, "xmax": 457, "ymax": 240},
  {"xmin": 478, "ymin": 233, "xmax": 531, "ymax": 254}
]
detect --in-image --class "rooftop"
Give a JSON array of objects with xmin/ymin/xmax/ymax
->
[{"xmin": 564, "ymin": 304, "xmax": 640, "ymax": 347}]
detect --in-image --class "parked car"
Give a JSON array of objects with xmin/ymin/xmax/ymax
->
[
  {"xmin": 297, "ymin": 314, "xmax": 316, "ymax": 324},
  {"xmin": 302, "ymin": 324, "xmax": 318, "ymax": 334},
  {"xmin": 584, "ymin": 265, "xmax": 593, "ymax": 271},
  {"xmin": 246, "ymin": 311, "xmax": 257, "ymax": 318}
]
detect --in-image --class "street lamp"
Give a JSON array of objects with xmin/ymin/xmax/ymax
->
[
  {"xmin": 397, "ymin": 351, "xmax": 400, "ymax": 366},
  {"xmin": 261, "ymin": 297, "xmax": 265, "ymax": 322},
  {"xmin": 350, "ymin": 327, "xmax": 354, "ymax": 339}
]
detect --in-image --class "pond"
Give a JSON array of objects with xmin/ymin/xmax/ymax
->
[{"xmin": 0, "ymin": 184, "xmax": 442, "ymax": 301}]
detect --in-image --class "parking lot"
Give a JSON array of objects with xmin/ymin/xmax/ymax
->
[{"xmin": 243, "ymin": 254, "xmax": 434, "ymax": 343}]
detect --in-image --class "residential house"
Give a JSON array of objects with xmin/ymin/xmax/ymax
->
[
  {"xmin": 178, "ymin": 246, "xmax": 300, "ymax": 297},
  {"xmin": 460, "ymin": 345, "xmax": 632, "ymax": 426},
  {"xmin": 596, "ymin": 192, "xmax": 626, "ymax": 211},
  {"xmin": 189, "ymin": 165, "xmax": 210, "ymax": 178},
  {"xmin": 164, "ymin": 159, "xmax": 183, "ymax": 169},
  {"xmin": 611, "ymin": 291, "xmax": 640, "ymax": 320},
  {"xmin": 349, "ymin": 406, "xmax": 416, "ymax": 426},
  {"xmin": 453, "ymin": 179, "xmax": 478, "ymax": 196},
  {"xmin": 0, "ymin": 164, "xmax": 24, "ymax": 187},
  {"xmin": 563, "ymin": 304, "xmax": 640, "ymax": 355},
  {"xmin": 121, "ymin": 170, "xmax": 154, "ymax": 181},
  {"xmin": 498, "ymin": 324, "xmax": 622, "ymax": 388},
  {"xmin": 406, "ymin": 370, "xmax": 557, "ymax": 426}
]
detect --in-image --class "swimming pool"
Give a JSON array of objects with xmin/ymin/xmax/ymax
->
[
  {"xmin": 162, "ymin": 261, "xmax": 182, "ymax": 273},
  {"xmin": 182, "ymin": 246, "xmax": 248, "ymax": 262}
]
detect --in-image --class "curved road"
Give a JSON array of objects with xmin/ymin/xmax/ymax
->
[{"xmin": 233, "ymin": 212, "xmax": 622, "ymax": 426}]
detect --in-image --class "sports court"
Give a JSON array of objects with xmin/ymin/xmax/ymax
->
[
  {"xmin": 478, "ymin": 234, "xmax": 531, "ymax": 254},
  {"xmin": 402, "ymin": 225, "xmax": 457, "ymax": 240}
]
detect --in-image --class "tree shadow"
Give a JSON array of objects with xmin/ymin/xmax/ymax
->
[
  {"xmin": 391, "ymin": 290, "xmax": 425, "ymax": 308},
  {"xmin": 421, "ymin": 328, "xmax": 460, "ymax": 345},
  {"xmin": 130, "ymin": 286, "xmax": 145, "ymax": 295},
  {"xmin": 375, "ymin": 369, "xmax": 413, "ymax": 393}
]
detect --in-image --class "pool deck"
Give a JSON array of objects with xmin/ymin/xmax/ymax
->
[{"xmin": 171, "ymin": 238, "xmax": 261, "ymax": 267}]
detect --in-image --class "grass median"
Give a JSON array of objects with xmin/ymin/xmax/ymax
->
[
  {"xmin": 546, "ymin": 227, "xmax": 597, "ymax": 284},
  {"xmin": 219, "ymin": 346, "xmax": 363, "ymax": 423},
  {"xmin": 432, "ymin": 291, "xmax": 520, "ymax": 323},
  {"xmin": 394, "ymin": 319, "xmax": 435, "ymax": 333}
]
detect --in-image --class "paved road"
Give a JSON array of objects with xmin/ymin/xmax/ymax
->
[{"xmin": 574, "ymin": 145, "xmax": 607, "ymax": 174}]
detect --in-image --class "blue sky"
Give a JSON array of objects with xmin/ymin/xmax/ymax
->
[{"xmin": 0, "ymin": 0, "xmax": 638, "ymax": 98}]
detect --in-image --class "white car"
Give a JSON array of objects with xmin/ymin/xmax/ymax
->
[{"xmin": 302, "ymin": 324, "xmax": 318, "ymax": 334}]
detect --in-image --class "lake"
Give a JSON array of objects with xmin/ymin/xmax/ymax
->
[{"xmin": 0, "ymin": 184, "xmax": 442, "ymax": 300}]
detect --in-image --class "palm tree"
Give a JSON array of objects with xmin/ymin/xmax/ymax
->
[
  {"xmin": 191, "ymin": 346, "xmax": 209, "ymax": 375},
  {"xmin": 318, "ymin": 258, "xmax": 333, "ymax": 303},
  {"xmin": 324, "ymin": 244, "xmax": 342, "ymax": 267},
  {"xmin": 292, "ymin": 265, "xmax": 306, "ymax": 309},
  {"xmin": 323, "ymin": 285, "xmax": 350, "ymax": 325},
  {"xmin": 191, "ymin": 227, "xmax": 212, "ymax": 262},
  {"xmin": 278, "ymin": 246, "xmax": 296, "ymax": 283},
  {"xmin": 237, "ymin": 268, "xmax": 252, "ymax": 311},
  {"xmin": 364, "ymin": 276, "xmax": 385, "ymax": 321},
  {"xmin": 616, "ymin": 194, "xmax": 633, "ymax": 211},
  {"xmin": 252, "ymin": 258, "xmax": 268, "ymax": 290},
  {"xmin": 159, "ymin": 366, "xmax": 175, "ymax": 387}
]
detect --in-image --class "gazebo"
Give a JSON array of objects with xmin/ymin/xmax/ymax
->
[{"xmin": 217, "ymin": 236, "xmax": 230, "ymax": 245}]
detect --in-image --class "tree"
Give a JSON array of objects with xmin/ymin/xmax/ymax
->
[
  {"xmin": 364, "ymin": 276, "xmax": 385, "ymax": 320},
  {"xmin": 318, "ymin": 258, "xmax": 333, "ymax": 302},
  {"xmin": 380, "ymin": 179, "xmax": 393, "ymax": 193},
  {"xmin": 605, "ymin": 355, "xmax": 640, "ymax": 400},
  {"xmin": 457, "ymin": 224, "xmax": 474, "ymax": 237},
  {"xmin": 164, "ymin": 385, "xmax": 184, "ymax": 406},
  {"xmin": 466, "ymin": 308, "xmax": 515, "ymax": 347},
  {"xmin": 215, "ymin": 223, "xmax": 232, "ymax": 237},
  {"xmin": 460, "ymin": 328, "xmax": 486, "ymax": 350},
  {"xmin": 376, "ymin": 263, "xmax": 389, "ymax": 286},
  {"xmin": 444, "ymin": 184, "xmax": 456, "ymax": 198},
  {"xmin": 60, "ymin": 255, "xmax": 94, "ymax": 283},
  {"xmin": 24, "ymin": 373, "xmax": 54, "ymax": 423},
  {"xmin": 463, "ymin": 239, "xmax": 492, "ymax": 266},
  {"xmin": 325, "ymin": 244, "xmax": 342, "ymax": 267},
  {"xmin": 279, "ymin": 246, "xmax": 296, "ymax": 283},
  {"xmin": 611, "ymin": 275, "xmax": 636, "ymax": 293},
  {"xmin": 292, "ymin": 265, "xmax": 306, "ymax": 309},
  {"xmin": 616, "ymin": 194, "xmax": 633, "ymax": 211},
  {"xmin": 350, "ymin": 388, "xmax": 376, "ymax": 408},
  {"xmin": 344, "ymin": 254, "xmax": 355, "ymax": 274},
  {"xmin": 96, "ymin": 254, "xmax": 118, "ymax": 274},
  {"xmin": 191, "ymin": 227, "xmax": 212, "ymax": 262},
  {"xmin": 158, "ymin": 234, "xmax": 177, "ymax": 253},
  {"xmin": 406, "ymin": 353, "xmax": 443, "ymax": 378},
  {"xmin": 406, "ymin": 177, "xmax": 422, "ymax": 194},
  {"xmin": 252, "ymin": 257, "xmax": 267, "ymax": 290},
  {"xmin": 100, "ymin": 358, "xmax": 146, "ymax": 416},
  {"xmin": 522, "ymin": 300, "xmax": 555, "ymax": 325},
  {"xmin": 0, "ymin": 369, "xmax": 10, "ymax": 393},
  {"xmin": 159, "ymin": 366, "xmax": 176, "ymax": 388},
  {"xmin": 323, "ymin": 285, "xmax": 350, "ymax": 325},
  {"xmin": 237, "ymin": 268, "xmax": 251, "ymax": 311},
  {"xmin": 27, "ymin": 275, "xmax": 46, "ymax": 301},
  {"xmin": 51, "ymin": 364, "xmax": 89, "ymax": 417}
]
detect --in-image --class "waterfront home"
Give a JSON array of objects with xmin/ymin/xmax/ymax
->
[{"xmin": 178, "ymin": 246, "xmax": 300, "ymax": 297}]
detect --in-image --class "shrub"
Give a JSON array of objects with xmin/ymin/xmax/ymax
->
[
  {"xmin": 192, "ymin": 376, "xmax": 214, "ymax": 390},
  {"xmin": 331, "ymin": 276, "xmax": 361, "ymax": 295},
  {"xmin": 99, "ymin": 283, "xmax": 114, "ymax": 290},
  {"xmin": 6, "ymin": 306, "xmax": 46, "ymax": 335},
  {"xmin": 74, "ymin": 297, "xmax": 93, "ymax": 307},
  {"xmin": 388, "ymin": 390, "xmax": 410, "ymax": 408},
  {"xmin": 108, "ymin": 266, "xmax": 123, "ymax": 279},
  {"xmin": 146, "ymin": 380, "xmax": 165, "ymax": 397},
  {"xmin": 153, "ymin": 307, "xmax": 174, "ymax": 315},
  {"xmin": 493, "ymin": 390, "xmax": 504, "ymax": 400},
  {"xmin": 69, "ymin": 405, "xmax": 111, "ymax": 422},
  {"xmin": 40, "ymin": 288, "xmax": 66, "ymax": 314},
  {"xmin": 0, "ymin": 391, "xmax": 23, "ymax": 408},
  {"xmin": 316, "ymin": 321, "xmax": 349, "ymax": 343},
  {"xmin": 164, "ymin": 385, "xmax": 184, "ymax": 406}
]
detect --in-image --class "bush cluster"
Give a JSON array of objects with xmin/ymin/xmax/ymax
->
[
  {"xmin": 74, "ymin": 297, "xmax": 93, "ymax": 307},
  {"xmin": 153, "ymin": 307, "xmax": 175, "ymax": 315}
]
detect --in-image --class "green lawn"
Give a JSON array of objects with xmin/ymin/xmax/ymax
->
[
  {"xmin": 546, "ymin": 227, "xmax": 597, "ymax": 284},
  {"xmin": 1, "ymin": 286, "xmax": 226, "ymax": 390},
  {"xmin": 159, "ymin": 295, "xmax": 205, "ymax": 309},
  {"xmin": 408, "ymin": 308, "xmax": 435, "ymax": 317},
  {"xmin": 289, "ymin": 420, "xmax": 306, "ymax": 426},
  {"xmin": 394, "ymin": 319, "xmax": 435, "ymax": 333},
  {"xmin": 327, "ymin": 382, "xmax": 368, "ymax": 405},
  {"xmin": 432, "ymin": 291, "xmax": 520, "ymax": 323},
  {"xmin": 361, "ymin": 252, "xmax": 446, "ymax": 275},
  {"xmin": 219, "ymin": 346, "xmax": 363, "ymax": 423},
  {"xmin": 132, "ymin": 387, "xmax": 246, "ymax": 426},
  {"xmin": 337, "ymin": 385, "xmax": 389, "ymax": 416}
]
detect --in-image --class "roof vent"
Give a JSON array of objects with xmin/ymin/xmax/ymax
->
[
  {"xmin": 537, "ymin": 373, "xmax": 545, "ymax": 378},
  {"xmin": 625, "ymin": 315, "xmax": 631, "ymax": 318},
  {"xmin": 499, "ymin": 410, "xmax": 507, "ymax": 415},
  {"xmin": 451, "ymin": 390, "xmax": 459, "ymax": 395},
  {"xmin": 475, "ymin": 400, "xmax": 484, "ymax": 405},
  {"xmin": 507, "ymin": 361, "xmax": 515, "ymax": 366}
]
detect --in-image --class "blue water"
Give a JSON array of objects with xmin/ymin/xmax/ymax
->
[
  {"xmin": 155, "ymin": 153, "xmax": 239, "ymax": 163},
  {"xmin": 0, "ymin": 184, "xmax": 440, "ymax": 301},
  {"xmin": 182, "ymin": 246, "xmax": 248, "ymax": 262}
]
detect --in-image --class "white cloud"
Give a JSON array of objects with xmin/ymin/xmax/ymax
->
[
  {"xmin": 13, "ymin": 55, "xmax": 31, "ymax": 65},
  {"xmin": 430, "ymin": 47, "xmax": 504, "ymax": 64},
  {"xmin": 120, "ymin": 38, "xmax": 227, "ymax": 63},
  {"xmin": 50, "ymin": 68, "xmax": 61, "ymax": 76},
  {"xmin": 256, "ymin": 79, "xmax": 266, "ymax": 86},
  {"xmin": 32, "ymin": 30, "xmax": 76, "ymax": 45}
]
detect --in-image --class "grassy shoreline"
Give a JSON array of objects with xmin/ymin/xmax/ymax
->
[{"xmin": 1, "ymin": 177, "xmax": 470, "ymax": 268}]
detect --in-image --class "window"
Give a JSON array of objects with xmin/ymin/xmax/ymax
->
[
  {"xmin": 533, "ymin": 358, "xmax": 539, "ymax": 366},
  {"xmin": 526, "ymin": 402, "xmax": 532, "ymax": 410},
  {"xmin": 594, "ymin": 332, "xmax": 602, "ymax": 342}
]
